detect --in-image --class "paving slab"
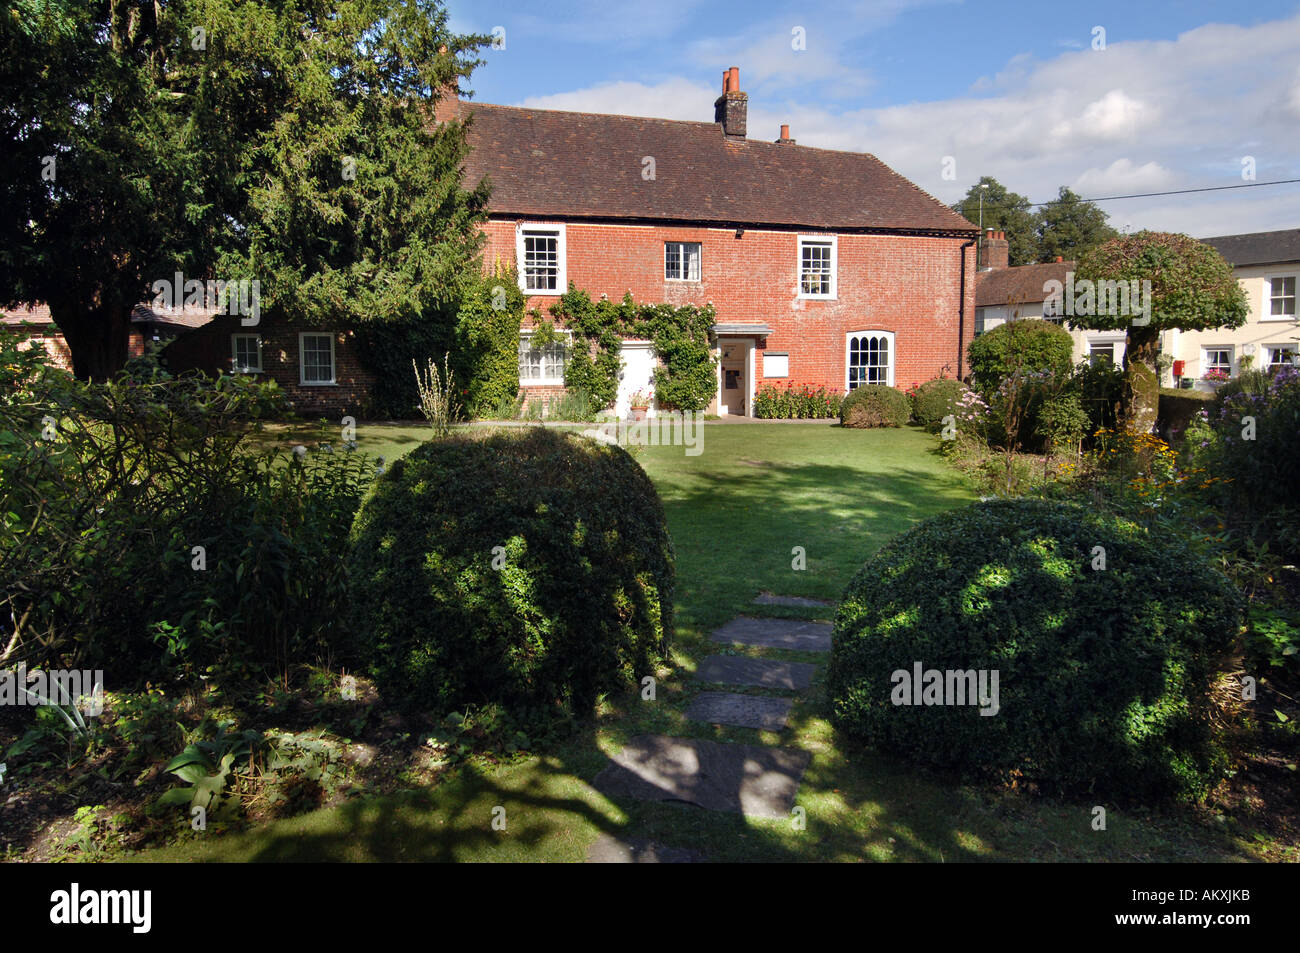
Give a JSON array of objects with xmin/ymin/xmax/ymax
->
[
  {"xmin": 753, "ymin": 592, "xmax": 834, "ymax": 608},
  {"xmin": 586, "ymin": 834, "xmax": 704, "ymax": 863},
  {"xmin": 694, "ymin": 655, "xmax": 817, "ymax": 691},
  {"xmin": 710, "ymin": 616, "xmax": 833, "ymax": 653},
  {"xmin": 592, "ymin": 734, "xmax": 810, "ymax": 819},
  {"xmin": 686, "ymin": 691, "xmax": 793, "ymax": 731}
]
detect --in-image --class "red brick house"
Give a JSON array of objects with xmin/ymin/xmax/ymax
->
[
  {"xmin": 450, "ymin": 67, "xmax": 979, "ymax": 417},
  {"xmin": 19, "ymin": 68, "xmax": 979, "ymax": 416}
]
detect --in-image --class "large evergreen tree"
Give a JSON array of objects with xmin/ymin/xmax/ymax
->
[
  {"xmin": 1035, "ymin": 186, "xmax": 1118, "ymax": 264},
  {"xmin": 0, "ymin": 0, "xmax": 490, "ymax": 379}
]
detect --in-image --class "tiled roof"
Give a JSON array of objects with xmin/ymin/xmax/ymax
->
[
  {"xmin": 1201, "ymin": 229, "xmax": 1300, "ymax": 267},
  {"xmin": 976, "ymin": 261, "xmax": 1075, "ymax": 308},
  {"xmin": 2, "ymin": 302, "xmax": 220, "ymax": 330},
  {"xmin": 459, "ymin": 103, "xmax": 977, "ymax": 234},
  {"xmin": 130, "ymin": 303, "xmax": 223, "ymax": 329},
  {"xmin": 1, "ymin": 303, "xmax": 54, "ymax": 326}
]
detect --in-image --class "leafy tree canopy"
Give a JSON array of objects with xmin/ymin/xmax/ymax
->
[{"xmin": 0, "ymin": 0, "xmax": 490, "ymax": 378}]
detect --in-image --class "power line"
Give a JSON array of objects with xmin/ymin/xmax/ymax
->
[{"xmin": 963, "ymin": 177, "xmax": 1300, "ymax": 213}]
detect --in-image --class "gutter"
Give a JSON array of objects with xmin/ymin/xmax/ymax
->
[{"xmin": 958, "ymin": 237, "xmax": 977, "ymax": 381}]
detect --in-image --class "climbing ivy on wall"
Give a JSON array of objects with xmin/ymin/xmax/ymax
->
[{"xmin": 548, "ymin": 289, "xmax": 718, "ymax": 412}]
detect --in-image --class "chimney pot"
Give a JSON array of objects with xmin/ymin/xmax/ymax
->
[
  {"xmin": 714, "ymin": 66, "xmax": 748, "ymax": 138},
  {"xmin": 1055, "ymin": 256, "xmax": 1063, "ymax": 263}
]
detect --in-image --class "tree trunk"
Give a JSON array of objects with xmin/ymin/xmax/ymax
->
[
  {"xmin": 1122, "ymin": 326, "xmax": 1160, "ymax": 435},
  {"xmin": 50, "ymin": 300, "xmax": 133, "ymax": 381}
]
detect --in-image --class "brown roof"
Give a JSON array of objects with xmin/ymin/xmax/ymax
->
[
  {"xmin": 130, "ymin": 303, "xmax": 222, "ymax": 329},
  {"xmin": 976, "ymin": 261, "xmax": 1075, "ymax": 307},
  {"xmin": 3, "ymin": 302, "xmax": 220, "ymax": 331},
  {"xmin": 459, "ymin": 103, "xmax": 977, "ymax": 234},
  {"xmin": 1, "ymin": 303, "xmax": 54, "ymax": 326}
]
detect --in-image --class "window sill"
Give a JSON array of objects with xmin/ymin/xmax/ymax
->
[
  {"xmin": 1258, "ymin": 316, "xmax": 1298, "ymax": 322},
  {"xmin": 797, "ymin": 294, "xmax": 837, "ymax": 302},
  {"xmin": 520, "ymin": 379, "xmax": 565, "ymax": 387},
  {"xmin": 300, "ymin": 381, "xmax": 338, "ymax": 387},
  {"xmin": 521, "ymin": 289, "xmax": 564, "ymax": 297}
]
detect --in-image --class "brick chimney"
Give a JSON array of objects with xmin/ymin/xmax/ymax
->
[
  {"xmin": 980, "ymin": 228, "xmax": 1009, "ymax": 270},
  {"xmin": 434, "ymin": 46, "xmax": 460, "ymax": 122},
  {"xmin": 776, "ymin": 123, "xmax": 796, "ymax": 144},
  {"xmin": 714, "ymin": 66, "xmax": 747, "ymax": 138}
]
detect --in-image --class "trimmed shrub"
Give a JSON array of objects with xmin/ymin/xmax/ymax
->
[
  {"xmin": 346, "ymin": 428, "xmax": 674, "ymax": 730},
  {"xmin": 967, "ymin": 320, "xmax": 1074, "ymax": 393},
  {"xmin": 839, "ymin": 384, "xmax": 911, "ymax": 429},
  {"xmin": 828, "ymin": 499, "xmax": 1241, "ymax": 802},
  {"xmin": 911, "ymin": 378, "xmax": 968, "ymax": 430}
]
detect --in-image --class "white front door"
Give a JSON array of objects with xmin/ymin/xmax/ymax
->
[{"xmin": 615, "ymin": 342, "xmax": 656, "ymax": 417}]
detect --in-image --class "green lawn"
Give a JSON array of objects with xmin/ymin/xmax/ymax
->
[{"xmin": 134, "ymin": 421, "xmax": 1266, "ymax": 862}]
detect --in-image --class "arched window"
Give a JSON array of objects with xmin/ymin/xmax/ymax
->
[{"xmin": 846, "ymin": 331, "xmax": 894, "ymax": 390}]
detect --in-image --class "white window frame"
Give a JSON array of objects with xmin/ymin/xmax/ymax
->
[
  {"xmin": 516, "ymin": 223, "xmax": 567, "ymax": 296},
  {"xmin": 845, "ymin": 330, "xmax": 894, "ymax": 390},
  {"xmin": 798, "ymin": 235, "xmax": 838, "ymax": 300},
  {"xmin": 231, "ymin": 333, "xmax": 262, "ymax": 374},
  {"xmin": 298, "ymin": 332, "xmax": 336, "ymax": 386},
  {"xmin": 1202, "ymin": 346, "xmax": 1233, "ymax": 375},
  {"xmin": 664, "ymin": 241, "xmax": 702, "ymax": 282},
  {"xmin": 1088, "ymin": 341, "xmax": 1116, "ymax": 366},
  {"xmin": 1264, "ymin": 343, "xmax": 1298, "ymax": 372},
  {"xmin": 764, "ymin": 352, "xmax": 789, "ymax": 378},
  {"xmin": 1263, "ymin": 274, "xmax": 1297, "ymax": 321},
  {"xmin": 518, "ymin": 330, "xmax": 571, "ymax": 386}
]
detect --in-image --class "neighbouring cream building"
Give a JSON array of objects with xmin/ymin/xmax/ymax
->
[{"xmin": 974, "ymin": 227, "xmax": 1300, "ymax": 391}]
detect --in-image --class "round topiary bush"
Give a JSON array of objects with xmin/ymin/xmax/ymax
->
[
  {"xmin": 346, "ymin": 428, "xmax": 674, "ymax": 729},
  {"xmin": 967, "ymin": 319, "xmax": 1074, "ymax": 393},
  {"xmin": 911, "ymin": 378, "xmax": 969, "ymax": 430},
  {"xmin": 839, "ymin": 384, "xmax": 911, "ymax": 429},
  {"xmin": 827, "ymin": 499, "xmax": 1242, "ymax": 802}
]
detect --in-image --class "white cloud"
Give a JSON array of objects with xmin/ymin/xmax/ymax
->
[
  {"xmin": 1073, "ymin": 159, "xmax": 1173, "ymax": 195},
  {"xmin": 508, "ymin": 11, "xmax": 1300, "ymax": 236}
]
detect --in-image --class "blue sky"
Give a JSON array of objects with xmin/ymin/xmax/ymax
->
[{"xmin": 444, "ymin": 0, "xmax": 1300, "ymax": 237}]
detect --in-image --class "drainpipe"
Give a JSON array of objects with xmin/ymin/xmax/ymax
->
[{"xmin": 957, "ymin": 237, "xmax": 977, "ymax": 381}]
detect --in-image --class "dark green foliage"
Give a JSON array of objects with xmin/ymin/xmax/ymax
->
[
  {"xmin": 967, "ymin": 320, "xmax": 1074, "ymax": 393},
  {"xmin": 839, "ymin": 385, "xmax": 911, "ymax": 428},
  {"xmin": 356, "ymin": 265, "xmax": 525, "ymax": 419},
  {"xmin": 2, "ymin": 0, "xmax": 491, "ymax": 378},
  {"xmin": 911, "ymin": 378, "xmax": 968, "ymax": 430},
  {"xmin": 1034, "ymin": 186, "xmax": 1118, "ymax": 263},
  {"xmin": 550, "ymin": 289, "xmax": 718, "ymax": 412},
  {"xmin": 828, "ymin": 499, "xmax": 1242, "ymax": 802},
  {"xmin": 1206, "ymin": 367, "xmax": 1300, "ymax": 556},
  {"xmin": 1068, "ymin": 358, "xmax": 1124, "ymax": 436},
  {"xmin": 346, "ymin": 428, "xmax": 675, "ymax": 731},
  {"xmin": 0, "ymin": 331, "xmax": 372, "ymax": 683}
]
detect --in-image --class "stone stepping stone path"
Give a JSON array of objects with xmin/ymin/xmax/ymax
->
[
  {"xmin": 694, "ymin": 655, "xmax": 817, "ymax": 690},
  {"xmin": 592, "ymin": 734, "xmax": 811, "ymax": 819},
  {"xmin": 587, "ymin": 598, "xmax": 833, "ymax": 858},
  {"xmin": 586, "ymin": 833, "xmax": 704, "ymax": 863},
  {"xmin": 710, "ymin": 616, "xmax": 833, "ymax": 653},
  {"xmin": 686, "ymin": 691, "xmax": 793, "ymax": 731},
  {"xmin": 753, "ymin": 591, "xmax": 834, "ymax": 608}
]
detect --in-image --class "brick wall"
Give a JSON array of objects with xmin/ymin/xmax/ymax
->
[
  {"xmin": 484, "ymin": 219, "xmax": 977, "ymax": 394},
  {"xmin": 164, "ymin": 314, "xmax": 377, "ymax": 417}
]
